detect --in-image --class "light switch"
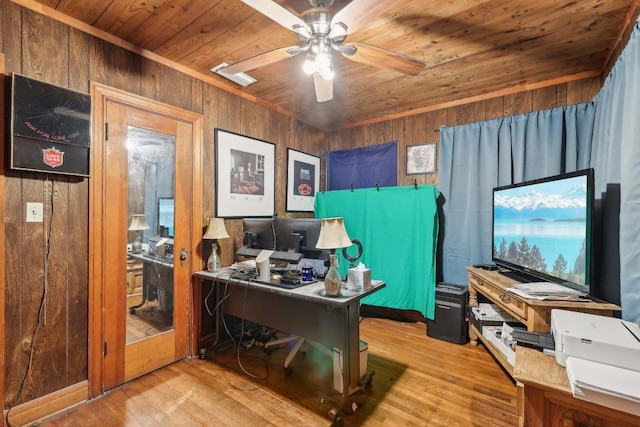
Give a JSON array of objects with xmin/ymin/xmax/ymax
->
[{"xmin": 26, "ymin": 202, "xmax": 43, "ymax": 223}]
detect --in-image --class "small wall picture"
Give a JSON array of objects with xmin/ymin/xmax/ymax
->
[
  {"xmin": 286, "ymin": 148, "xmax": 320, "ymax": 212},
  {"xmin": 406, "ymin": 143, "xmax": 436, "ymax": 175}
]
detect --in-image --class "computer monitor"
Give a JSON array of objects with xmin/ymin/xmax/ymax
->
[
  {"xmin": 242, "ymin": 218, "xmax": 275, "ymax": 250},
  {"xmin": 158, "ymin": 198, "xmax": 174, "ymax": 237},
  {"xmin": 274, "ymin": 218, "xmax": 326, "ymax": 259}
]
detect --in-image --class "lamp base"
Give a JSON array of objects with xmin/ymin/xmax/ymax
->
[
  {"xmin": 324, "ymin": 253, "xmax": 342, "ymax": 296},
  {"xmin": 207, "ymin": 242, "xmax": 221, "ymax": 272},
  {"xmin": 131, "ymin": 239, "xmax": 143, "ymax": 254}
]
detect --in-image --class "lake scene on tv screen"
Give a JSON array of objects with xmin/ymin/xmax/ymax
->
[{"xmin": 493, "ymin": 175, "xmax": 588, "ymax": 285}]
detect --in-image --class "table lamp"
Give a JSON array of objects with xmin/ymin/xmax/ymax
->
[
  {"xmin": 203, "ymin": 217, "xmax": 230, "ymax": 272},
  {"xmin": 315, "ymin": 217, "xmax": 352, "ymax": 296},
  {"xmin": 128, "ymin": 214, "xmax": 150, "ymax": 253}
]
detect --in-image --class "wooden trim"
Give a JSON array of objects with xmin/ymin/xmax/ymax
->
[
  {"xmin": 0, "ymin": 52, "xmax": 6, "ymax": 427},
  {"xmin": 337, "ymin": 69, "xmax": 602, "ymax": 130},
  {"xmin": 89, "ymin": 82, "xmax": 204, "ymax": 396},
  {"xmin": 4, "ymin": 381, "xmax": 88, "ymax": 426},
  {"xmin": 602, "ymin": 0, "xmax": 640, "ymax": 75}
]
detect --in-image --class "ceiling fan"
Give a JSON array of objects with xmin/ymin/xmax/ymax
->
[{"xmin": 221, "ymin": 0, "xmax": 427, "ymax": 102}]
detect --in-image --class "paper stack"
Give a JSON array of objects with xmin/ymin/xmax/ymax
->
[
  {"xmin": 507, "ymin": 282, "xmax": 587, "ymax": 300},
  {"xmin": 566, "ymin": 356, "xmax": 640, "ymax": 416}
]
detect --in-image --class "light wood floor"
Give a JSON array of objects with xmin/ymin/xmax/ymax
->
[{"xmin": 40, "ymin": 317, "xmax": 519, "ymax": 426}]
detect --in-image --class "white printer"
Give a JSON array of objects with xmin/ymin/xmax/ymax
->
[{"xmin": 551, "ymin": 309, "xmax": 640, "ymax": 372}]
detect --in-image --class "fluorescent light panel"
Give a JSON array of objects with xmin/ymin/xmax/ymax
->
[{"xmin": 211, "ymin": 63, "xmax": 257, "ymax": 87}]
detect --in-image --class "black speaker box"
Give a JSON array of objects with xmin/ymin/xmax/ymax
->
[{"xmin": 426, "ymin": 282, "xmax": 469, "ymax": 344}]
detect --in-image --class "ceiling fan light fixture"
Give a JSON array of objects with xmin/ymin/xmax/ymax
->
[
  {"xmin": 303, "ymin": 55, "xmax": 317, "ymax": 75},
  {"xmin": 319, "ymin": 67, "xmax": 334, "ymax": 81},
  {"xmin": 302, "ymin": 52, "xmax": 334, "ymax": 80},
  {"xmin": 328, "ymin": 22, "xmax": 347, "ymax": 40},
  {"xmin": 316, "ymin": 52, "xmax": 332, "ymax": 70}
]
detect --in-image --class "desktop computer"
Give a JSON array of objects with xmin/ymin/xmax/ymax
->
[{"xmin": 426, "ymin": 282, "xmax": 469, "ymax": 344}]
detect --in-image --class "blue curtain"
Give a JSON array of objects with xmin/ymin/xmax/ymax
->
[
  {"xmin": 327, "ymin": 141, "xmax": 397, "ymax": 190},
  {"xmin": 591, "ymin": 24, "xmax": 640, "ymax": 323},
  {"xmin": 439, "ymin": 24, "xmax": 640, "ymax": 323},
  {"xmin": 439, "ymin": 105, "xmax": 594, "ymax": 285}
]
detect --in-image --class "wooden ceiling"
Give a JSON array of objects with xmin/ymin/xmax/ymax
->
[{"xmin": 28, "ymin": 0, "xmax": 637, "ymax": 131}]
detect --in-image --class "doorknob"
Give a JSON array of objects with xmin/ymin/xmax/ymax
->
[{"xmin": 180, "ymin": 248, "xmax": 188, "ymax": 266}]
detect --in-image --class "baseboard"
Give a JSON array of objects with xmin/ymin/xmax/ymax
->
[
  {"xmin": 360, "ymin": 304, "xmax": 426, "ymax": 323},
  {"xmin": 4, "ymin": 380, "xmax": 89, "ymax": 426}
]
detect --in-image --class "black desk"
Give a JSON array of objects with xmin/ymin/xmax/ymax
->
[
  {"xmin": 192, "ymin": 268, "xmax": 385, "ymax": 420},
  {"xmin": 128, "ymin": 252, "xmax": 174, "ymax": 325}
]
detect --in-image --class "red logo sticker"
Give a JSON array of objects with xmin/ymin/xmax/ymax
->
[{"xmin": 42, "ymin": 147, "xmax": 64, "ymax": 168}]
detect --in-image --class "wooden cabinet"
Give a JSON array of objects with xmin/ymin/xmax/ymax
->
[
  {"xmin": 515, "ymin": 346, "xmax": 640, "ymax": 427},
  {"xmin": 467, "ymin": 266, "xmax": 620, "ymax": 354},
  {"xmin": 467, "ymin": 266, "xmax": 622, "ymax": 425},
  {"xmin": 126, "ymin": 258, "xmax": 143, "ymax": 295}
]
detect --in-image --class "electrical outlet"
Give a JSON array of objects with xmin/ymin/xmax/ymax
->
[{"xmin": 26, "ymin": 202, "xmax": 43, "ymax": 223}]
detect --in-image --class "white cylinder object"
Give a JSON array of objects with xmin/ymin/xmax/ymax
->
[{"xmin": 255, "ymin": 249, "xmax": 273, "ymax": 281}]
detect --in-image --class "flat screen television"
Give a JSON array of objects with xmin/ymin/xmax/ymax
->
[
  {"xmin": 158, "ymin": 198, "xmax": 174, "ymax": 238},
  {"xmin": 492, "ymin": 168, "xmax": 594, "ymax": 294}
]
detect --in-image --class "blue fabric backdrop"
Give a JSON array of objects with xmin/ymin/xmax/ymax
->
[
  {"xmin": 327, "ymin": 141, "xmax": 397, "ymax": 190},
  {"xmin": 439, "ymin": 24, "xmax": 640, "ymax": 323}
]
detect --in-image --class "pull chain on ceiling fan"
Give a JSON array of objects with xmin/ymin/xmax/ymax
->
[{"xmin": 220, "ymin": 0, "xmax": 426, "ymax": 103}]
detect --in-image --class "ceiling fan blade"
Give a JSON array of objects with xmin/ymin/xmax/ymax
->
[
  {"xmin": 222, "ymin": 46, "xmax": 301, "ymax": 74},
  {"xmin": 241, "ymin": 0, "xmax": 307, "ymax": 32},
  {"xmin": 343, "ymin": 42, "xmax": 426, "ymax": 76},
  {"xmin": 313, "ymin": 72, "xmax": 333, "ymax": 103},
  {"xmin": 331, "ymin": 0, "xmax": 390, "ymax": 35}
]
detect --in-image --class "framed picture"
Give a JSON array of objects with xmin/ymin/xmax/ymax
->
[
  {"xmin": 11, "ymin": 73, "xmax": 92, "ymax": 177},
  {"xmin": 406, "ymin": 143, "xmax": 437, "ymax": 174},
  {"xmin": 215, "ymin": 128, "xmax": 275, "ymax": 218},
  {"xmin": 286, "ymin": 148, "xmax": 320, "ymax": 212}
]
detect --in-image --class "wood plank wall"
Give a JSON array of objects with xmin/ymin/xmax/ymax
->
[
  {"xmin": 0, "ymin": 0, "xmax": 626, "ymax": 413},
  {"xmin": 0, "ymin": 0, "xmax": 324, "ymax": 409}
]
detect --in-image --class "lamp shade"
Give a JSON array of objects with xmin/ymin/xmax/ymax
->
[
  {"xmin": 128, "ymin": 214, "xmax": 150, "ymax": 231},
  {"xmin": 203, "ymin": 217, "xmax": 230, "ymax": 240},
  {"xmin": 315, "ymin": 217, "xmax": 352, "ymax": 249}
]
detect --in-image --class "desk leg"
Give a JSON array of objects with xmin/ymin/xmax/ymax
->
[
  {"xmin": 328, "ymin": 304, "xmax": 374, "ymax": 423},
  {"xmin": 194, "ymin": 278, "xmax": 223, "ymax": 359}
]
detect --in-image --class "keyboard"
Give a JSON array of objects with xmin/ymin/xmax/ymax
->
[
  {"xmin": 511, "ymin": 329, "xmax": 555, "ymax": 350},
  {"xmin": 254, "ymin": 277, "xmax": 315, "ymax": 290}
]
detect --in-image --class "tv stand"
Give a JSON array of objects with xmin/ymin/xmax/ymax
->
[{"xmin": 466, "ymin": 266, "xmax": 621, "ymax": 423}]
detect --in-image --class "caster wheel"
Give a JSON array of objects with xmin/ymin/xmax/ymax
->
[
  {"xmin": 333, "ymin": 415, "xmax": 344, "ymax": 427},
  {"xmin": 284, "ymin": 366, "xmax": 293, "ymax": 375},
  {"xmin": 343, "ymin": 401, "xmax": 358, "ymax": 415},
  {"xmin": 129, "ymin": 309, "xmax": 135, "ymax": 315},
  {"xmin": 198, "ymin": 349, "xmax": 207, "ymax": 360},
  {"xmin": 264, "ymin": 347, "xmax": 273, "ymax": 355},
  {"xmin": 328, "ymin": 408, "xmax": 339, "ymax": 420}
]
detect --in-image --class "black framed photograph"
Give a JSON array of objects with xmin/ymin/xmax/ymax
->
[
  {"xmin": 406, "ymin": 143, "xmax": 437, "ymax": 174},
  {"xmin": 215, "ymin": 128, "xmax": 275, "ymax": 218},
  {"xmin": 286, "ymin": 148, "xmax": 320, "ymax": 212}
]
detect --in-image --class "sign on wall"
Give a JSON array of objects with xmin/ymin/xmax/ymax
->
[{"xmin": 10, "ymin": 74, "xmax": 91, "ymax": 177}]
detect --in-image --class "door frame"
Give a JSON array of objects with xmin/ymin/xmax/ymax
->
[{"xmin": 89, "ymin": 82, "xmax": 203, "ymax": 397}]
